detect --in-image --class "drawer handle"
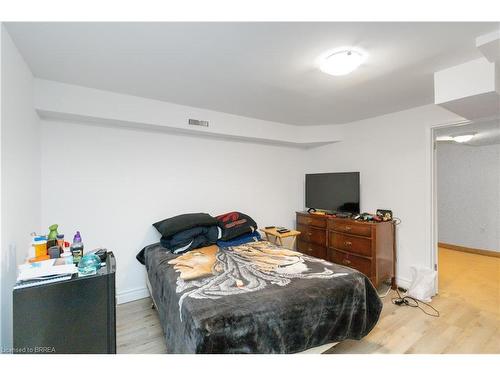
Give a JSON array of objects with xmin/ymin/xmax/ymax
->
[
  {"xmin": 308, "ymin": 232, "xmax": 312, "ymax": 236},
  {"xmin": 343, "ymin": 259, "xmax": 351, "ymax": 265},
  {"xmin": 344, "ymin": 241, "xmax": 352, "ymax": 247},
  {"xmin": 345, "ymin": 226, "xmax": 352, "ymax": 231},
  {"xmin": 308, "ymin": 247, "xmax": 312, "ymax": 251}
]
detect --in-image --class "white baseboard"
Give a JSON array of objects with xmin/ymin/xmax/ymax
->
[{"xmin": 116, "ymin": 286, "xmax": 150, "ymax": 305}]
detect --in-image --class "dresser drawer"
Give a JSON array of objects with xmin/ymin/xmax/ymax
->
[
  {"xmin": 329, "ymin": 232, "xmax": 373, "ymax": 257},
  {"xmin": 329, "ymin": 249, "xmax": 373, "ymax": 277},
  {"xmin": 297, "ymin": 224, "xmax": 326, "ymax": 246},
  {"xmin": 297, "ymin": 214, "xmax": 327, "ymax": 228},
  {"xmin": 328, "ymin": 220, "xmax": 372, "ymax": 237},
  {"xmin": 297, "ymin": 240, "xmax": 327, "ymax": 259}
]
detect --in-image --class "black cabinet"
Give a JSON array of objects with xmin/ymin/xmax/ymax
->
[{"xmin": 13, "ymin": 252, "xmax": 116, "ymax": 354}]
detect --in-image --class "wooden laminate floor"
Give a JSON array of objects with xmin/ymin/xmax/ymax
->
[{"xmin": 116, "ymin": 248, "xmax": 500, "ymax": 354}]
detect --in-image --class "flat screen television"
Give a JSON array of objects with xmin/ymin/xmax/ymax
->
[{"xmin": 305, "ymin": 172, "xmax": 360, "ymax": 214}]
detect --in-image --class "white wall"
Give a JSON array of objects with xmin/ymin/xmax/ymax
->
[
  {"xmin": 41, "ymin": 119, "xmax": 305, "ymax": 303},
  {"xmin": 437, "ymin": 142, "xmax": 500, "ymax": 252},
  {"xmin": 35, "ymin": 79, "xmax": 330, "ymax": 147},
  {"xmin": 304, "ymin": 105, "xmax": 464, "ymax": 286},
  {"xmin": 0, "ymin": 25, "xmax": 41, "ymax": 350}
]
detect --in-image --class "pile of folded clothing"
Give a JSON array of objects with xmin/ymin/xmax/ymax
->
[
  {"xmin": 215, "ymin": 211, "xmax": 261, "ymax": 247},
  {"xmin": 153, "ymin": 213, "xmax": 219, "ymax": 254},
  {"xmin": 136, "ymin": 211, "xmax": 262, "ymax": 264}
]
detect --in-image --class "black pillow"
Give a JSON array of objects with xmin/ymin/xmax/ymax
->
[
  {"xmin": 153, "ymin": 213, "xmax": 217, "ymax": 238},
  {"xmin": 216, "ymin": 211, "xmax": 258, "ymax": 241}
]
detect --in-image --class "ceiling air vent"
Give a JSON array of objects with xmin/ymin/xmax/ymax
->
[{"xmin": 188, "ymin": 118, "xmax": 209, "ymax": 127}]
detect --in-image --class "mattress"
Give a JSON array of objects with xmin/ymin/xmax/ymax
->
[{"xmin": 142, "ymin": 240, "xmax": 382, "ymax": 353}]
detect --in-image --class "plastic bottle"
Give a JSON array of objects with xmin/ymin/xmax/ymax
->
[
  {"xmin": 48, "ymin": 224, "xmax": 59, "ymax": 240},
  {"xmin": 56, "ymin": 234, "xmax": 65, "ymax": 252},
  {"xmin": 33, "ymin": 236, "xmax": 48, "ymax": 257},
  {"xmin": 47, "ymin": 224, "xmax": 59, "ymax": 249},
  {"xmin": 71, "ymin": 231, "xmax": 84, "ymax": 265},
  {"xmin": 61, "ymin": 240, "xmax": 73, "ymax": 263}
]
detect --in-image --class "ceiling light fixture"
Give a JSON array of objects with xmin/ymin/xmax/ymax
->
[
  {"xmin": 319, "ymin": 48, "xmax": 366, "ymax": 76},
  {"xmin": 452, "ymin": 133, "xmax": 476, "ymax": 143}
]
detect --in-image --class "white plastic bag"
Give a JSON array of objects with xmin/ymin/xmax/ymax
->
[{"xmin": 406, "ymin": 266, "xmax": 436, "ymax": 302}]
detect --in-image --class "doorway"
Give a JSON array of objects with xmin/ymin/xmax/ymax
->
[{"xmin": 431, "ymin": 119, "xmax": 500, "ymax": 310}]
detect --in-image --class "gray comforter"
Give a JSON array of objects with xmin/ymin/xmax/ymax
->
[{"xmin": 141, "ymin": 240, "xmax": 382, "ymax": 353}]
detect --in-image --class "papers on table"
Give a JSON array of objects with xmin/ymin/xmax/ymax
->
[
  {"xmin": 17, "ymin": 257, "xmax": 77, "ymax": 282},
  {"xmin": 14, "ymin": 275, "xmax": 73, "ymax": 289}
]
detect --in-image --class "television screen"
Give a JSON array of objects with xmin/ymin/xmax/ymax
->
[{"xmin": 305, "ymin": 172, "xmax": 360, "ymax": 213}]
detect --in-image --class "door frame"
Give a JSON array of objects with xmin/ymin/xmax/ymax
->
[{"xmin": 429, "ymin": 120, "xmax": 470, "ymax": 294}]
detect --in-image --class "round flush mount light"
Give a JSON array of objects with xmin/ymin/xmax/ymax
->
[{"xmin": 319, "ymin": 48, "xmax": 367, "ymax": 76}]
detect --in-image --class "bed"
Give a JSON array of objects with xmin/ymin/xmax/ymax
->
[{"xmin": 139, "ymin": 240, "xmax": 382, "ymax": 354}]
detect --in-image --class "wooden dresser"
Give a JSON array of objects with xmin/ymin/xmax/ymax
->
[{"xmin": 296, "ymin": 212, "xmax": 395, "ymax": 288}]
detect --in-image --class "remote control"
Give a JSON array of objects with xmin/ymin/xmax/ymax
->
[{"xmin": 265, "ymin": 226, "xmax": 275, "ymax": 229}]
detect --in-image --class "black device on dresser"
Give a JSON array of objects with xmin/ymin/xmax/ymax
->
[{"xmin": 13, "ymin": 252, "xmax": 116, "ymax": 354}]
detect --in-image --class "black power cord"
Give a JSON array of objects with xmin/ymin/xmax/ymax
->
[
  {"xmin": 374, "ymin": 215, "xmax": 437, "ymax": 317},
  {"xmin": 391, "ymin": 288, "xmax": 440, "ymax": 317},
  {"xmin": 387, "ymin": 216, "xmax": 439, "ymax": 317}
]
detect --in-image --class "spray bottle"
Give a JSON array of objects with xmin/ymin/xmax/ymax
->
[{"xmin": 70, "ymin": 231, "xmax": 84, "ymax": 265}]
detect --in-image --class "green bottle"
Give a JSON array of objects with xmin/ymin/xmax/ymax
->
[
  {"xmin": 48, "ymin": 224, "xmax": 59, "ymax": 240},
  {"xmin": 47, "ymin": 224, "xmax": 59, "ymax": 248}
]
